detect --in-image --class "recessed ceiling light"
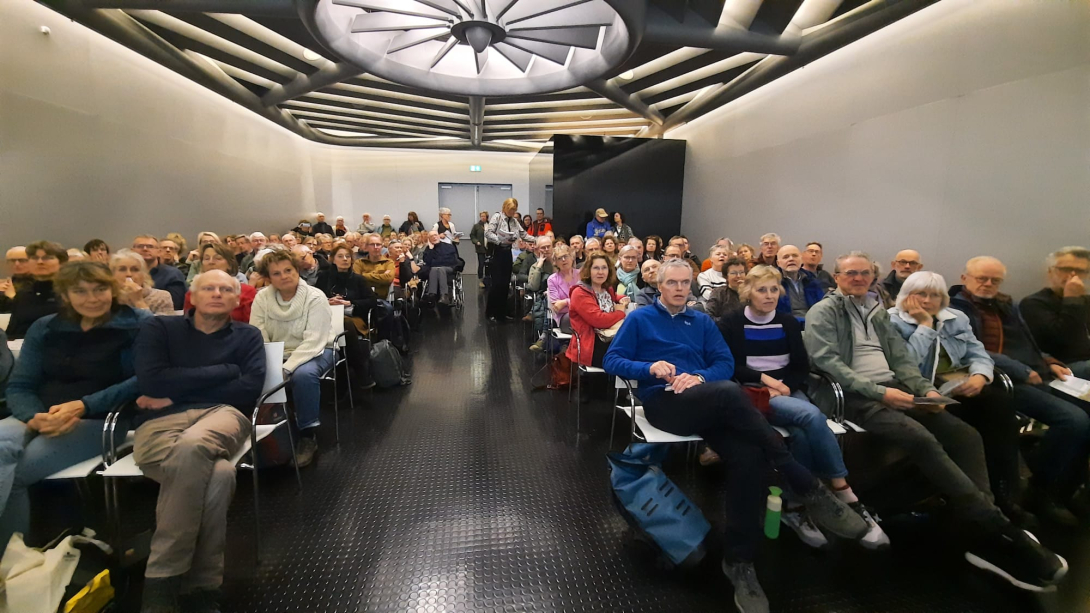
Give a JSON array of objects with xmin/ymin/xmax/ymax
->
[
  {"xmin": 619, "ymin": 70, "xmax": 635, "ymax": 80},
  {"xmin": 579, "ymin": 115, "xmax": 593, "ymax": 120},
  {"xmin": 303, "ymin": 49, "xmax": 321, "ymax": 61}
]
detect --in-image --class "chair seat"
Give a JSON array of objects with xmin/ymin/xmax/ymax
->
[
  {"xmin": 551, "ymin": 330, "xmax": 572, "ymax": 340},
  {"xmin": 580, "ymin": 365, "xmax": 605, "ymax": 374},
  {"xmin": 44, "ymin": 432, "xmax": 136, "ymax": 481},
  {"xmin": 620, "ymin": 406, "xmax": 702, "ymax": 444},
  {"xmin": 100, "ymin": 423, "xmax": 283, "ymax": 478}
]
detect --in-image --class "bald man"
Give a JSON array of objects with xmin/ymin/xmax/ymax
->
[
  {"xmin": 949, "ymin": 256, "xmax": 1090, "ymax": 526},
  {"xmin": 1, "ymin": 247, "xmax": 31, "ymax": 309},
  {"xmin": 776, "ymin": 245, "xmax": 826, "ymax": 321},
  {"xmin": 881, "ymin": 249, "xmax": 922, "ymax": 298}
]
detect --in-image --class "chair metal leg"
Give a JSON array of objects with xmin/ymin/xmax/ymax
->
[
  {"xmin": 343, "ymin": 351, "xmax": 355, "ymax": 412},
  {"xmin": 284, "ymin": 403, "xmax": 303, "ymax": 489},
  {"xmin": 332, "ymin": 363, "xmax": 340, "ymax": 445},
  {"xmin": 576, "ymin": 368, "xmax": 582, "ymax": 433},
  {"xmin": 250, "ymin": 426, "xmax": 262, "ymax": 563}
]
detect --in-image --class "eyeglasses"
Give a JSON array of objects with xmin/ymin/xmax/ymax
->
[
  {"xmin": 968, "ymin": 275, "xmax": 1004, "ymax": 286},
  {"xmin": 133, "ymin": 243, "xmax": 157, "ymax": 250},
  {"xmin": 838, "ymin": 270, "xmax": 874, "ymax": 279},
  {"xmin": 894, "ymin": 260, "xmax": 921, "ymax": 267},
  {"xmin": 1053, "ymin": 266, "xmax": 1090, "ymax": 278},
  {"xmin": 29, "ymin": 255, "xmax": 59, "ymax": 262},
  {"xmin": 6, "ymin": 258, "xmax": 28, "ymax": 265}
]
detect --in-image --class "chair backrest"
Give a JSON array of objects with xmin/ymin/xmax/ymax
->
[
  {"xmin": 560, "ymin": 313, "xmax": 572, "ymax": 334},
  {"xmin": 263, "ymin": 342, "xmax": 287, "ymax": 403},
  {"xmin": 330, "ymin": 304, "xmax": 346, "ymax": 348},
  {"xmin": 0, "ymin": 313, "xmax": 9, "ymax": 331}
]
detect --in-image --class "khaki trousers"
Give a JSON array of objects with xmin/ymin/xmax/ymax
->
[{"xmin": 133, "ymin": 406, "xmax": 250, "ymax": 589}]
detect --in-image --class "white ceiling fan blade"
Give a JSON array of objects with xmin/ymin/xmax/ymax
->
[
  {"xmin": 504, "ymin": 0, "xmax": 591, "ymax": 26},
  {"xmin": 333, "ymin": 0, "xmax": 451, "ymax": 20},
  {"xmin": 492, "ymin": 41, "xmax": 532, "ymax": 71},
  {"xmin": 473, "ymin": 47, "xmax": 489, "ymax": 74},
  {"xmin": 487, "ymin": 0, "xmax": 521, "ymax": 21},
  {"xmin": 502, "ymin": 37, "xmax": 571, "ymax": 65},
  {"xmin": 505, "ymin": 2, "xmax": 613, "ymax": 29},
  {"xmin": 388, "ymin": 28, "xmax": 451, "ymax": 53},
  {"xmin": 506, "ymin": 26, "xmax": 600, "ymax": 49},
  {"xmin": 351, "ymin": 13, "xmax": 449, "ymax": 33},
  {"xmin": 430, "ymin": 37, "xmax": 459, "ymax": 68}
]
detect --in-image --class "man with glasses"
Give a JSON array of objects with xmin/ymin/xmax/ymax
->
[
  {"xmin": 755, "ymin": 233, "xmax": 781, "ymax": 267},
  {"xmin": 605, "ymin": 258, "xmax": 867, "ymax": 612},
  {"xmin": 133, "ymin": 235, "xmax": 187, "ymax": 310},
  {"xmin": 950, "ymin": 256, "xmax": 1090, "ymax": 526},
  {"xmin": 0, "ymin": 247, "xmax": 31, "ymax": 311},
  {"xmin": 132, "ymin": 269, "xmax": 265, "ymax": 613},
  {"xmin": 1021, "ymin": 246, "xmax": 1090, "ymax": 380},
  {"xmin": 881, "ymin": 249, "xmax": 923, "ymax": 302},
  {"xmin": 804, "ymin": 251, "xmax": 1068, "ymax": 591},
  {"xmin": 802, "ymin": 242, "xmax": 835, "ymax": 291}
]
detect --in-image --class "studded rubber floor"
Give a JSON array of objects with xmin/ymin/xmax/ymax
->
[{"xmin": 36, "ymin": 282, "xmax": 1087, "ymax": 612}]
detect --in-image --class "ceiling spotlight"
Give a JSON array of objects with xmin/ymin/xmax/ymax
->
[
  {"xmin": 579, "ymin": 115, "xmax": 592, "ymax": 120},
  {"xmin": 619, "ymin": 70, "xmax": 635, "ymax": 80},
  {"xmin": 303, "ymin": 49, "xmax": 321, "ymax": 61}
]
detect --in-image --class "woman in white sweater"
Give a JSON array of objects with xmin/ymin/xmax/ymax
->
[{"xmin": 250, "ymin": 250, "xmax": 334, "ymax": 467}]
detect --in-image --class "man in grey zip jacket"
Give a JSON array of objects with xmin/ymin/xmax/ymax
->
[{"xmin": 803, "ymin": 251, "xmax": 1067, "ymax": 592}]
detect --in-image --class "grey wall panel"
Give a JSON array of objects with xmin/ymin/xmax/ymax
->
[{"xmin": 671, "ymin": 0, "xmax": 1090, "ymax": 299}]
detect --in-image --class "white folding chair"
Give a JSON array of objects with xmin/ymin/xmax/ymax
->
[
  {"xmin": 320, "ymin": 305, "xmax": 351, "ymax": 443},
  {"xmin": 99, "ymin": 342, "xmax": 300, "ymax": 562},
  {"xmin": 611, "ymin": 378, "xmax": 703, "ymax": 464},
  {"xmin": 563, "ymin": 319, "xmax": 606, "ymax": 432}
]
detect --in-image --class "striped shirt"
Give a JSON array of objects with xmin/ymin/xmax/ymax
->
[{"xmin": 741, "ymin": 307, "xmax": 790, "ymax": 377}]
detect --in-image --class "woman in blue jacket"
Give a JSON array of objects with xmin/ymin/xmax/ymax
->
[
  {"xmin": 0, "ymin": 261, "xmax": 151, "ymax": 544},
  {"xmin": 889, "ymin": 270, "xmax": 1027, "ymax": 522}
]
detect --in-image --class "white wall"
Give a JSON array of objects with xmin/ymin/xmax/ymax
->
[
  {"xmin": 671, "ymin": 0, "xmax": 1090, "ymax": 299},
  {"xmin": 0, "ymin": 0, "xmax": 532, "ymax": 256}
]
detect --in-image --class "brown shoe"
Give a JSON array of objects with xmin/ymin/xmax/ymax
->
[{"xmin": 698, "ymin": 447, "xmax": 721, "ymax": 466}]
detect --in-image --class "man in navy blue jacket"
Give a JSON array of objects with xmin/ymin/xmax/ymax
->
[
  {"xmin": 604, "ymin": 259, "xmax": 865, "ymax": 613},
  {"xmin": 132, "ymin": 269, "xmax": 266, "ymax": 613},
  {"xmin": 422, "ymin": 230, "xmax": 461, "ymax": 305},
  {"xmin": 776, "ymin": 245, "xmax": 826, "ymax": 322},
  {"xmin": 133, "ymin": 235, "xmax": 187, "ymax": 310}
]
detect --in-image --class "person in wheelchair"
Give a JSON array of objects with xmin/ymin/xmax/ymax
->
[
  {"xmin": 719, "ymin": 265, "xmax": 888, "ymax": 550},
  {"xmin": 888, "ymin": 270, "xmax": 1027, "ymax": 525},
  {"xmin": 422, "ymin": 230, "xmax": 459, "ymax": 307}
]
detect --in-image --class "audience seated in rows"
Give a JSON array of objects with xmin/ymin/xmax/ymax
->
[
  {"xmin": 888, "ymin": 271, "xmax": 1025, "ymax": 521},
  {"xmin": 566, "ymin": 253, "xmax": 627, "ymax": 368},
  {"xmin": 546, "ymin": 244, "xmax": 578, "ymax": 328},
  {"xmin": 313, "ymin": 244, "xmax": 377, "ymax": 391},
  {"xmin": 526, "ymin": 236, "xmax": 555, "ymax": 351},
  {"xmin": 603, "ymin": 259, "xmax": 868, "ymax": 612},
  {"xmin": 0, "ymin": 262, "xmax": 151, "ymax": 546},
  {"xmin": 569, "ymin": 235, "xmax": 586, "ymax": 268},
  {"xmin": 1020, "ymin": 246, "xmax": 1090, "ymax": 380},
  {"xmin": 736, "ymin": 243, "xmax": 756, "ymax": 268},
  {"xmin": 950, "ymin": 255, "xmax": 1090, "ymax": 526},
  {"xmin": 357, "ymin": 213, "xmax": 377, "ymax": 234},
  {"xmin": 181, "ymin": 232, "xmax": 222, "ymax": 286},
  {"xmin": 111, "ymin": 249, "xmax": 175, "ymax": 316},
  {"xmin": 697, "ymin": 244, "xmax": 730, "ymax": 299},
  {"xmin": 643, "ymin": 235, "xmax": 663, "ymax": 262},
  {"xmin": 755, "ymin": 233, "xmax": 780, "ymax": 267},
  {"xmin": 131, "ymin": 269, "xmax": 265, "ymax": 612},
  {"xmin": 84, "ymin": 239, "xmax": 110, "ymax": 263},
  {"xmin": 6, "ymin": 240, "xmax": 67, "ymax": 339},
  {"xmin": 400, "ymin": 211, "xmax": 425, "ymax": 235},
  {"xmin": 615, "ymin": 246, "xmax": 641, "ymax": 302},
  {"xmin": 250, "ymin": 250, "xmax": 334, "ymax": 468},
  {"xmin": 775, "ymin": 245, "xmax": 825, "ymax": 322},
  {"xmin": 803, "ymin": 242, "xmax": 835, "ymax": 290},
  {"xmin": 0, "ymin": 246, "xmax": 31, "ymax": 311},
  {"xmin": 802, "ymin": 251, "xmax": 1067, "ymax": 592},
  {"xmin": 586, "ymin": 208, "xmax": 611, "ymax": 239},
  {"xmin": 719, "ymin": 265, "xmax": 887, "ymax": 550},
  {"xmin": 701, "ymin": 238, "xmax": 734, "ymax": 272},
  {"xmin": 353, "ymin": 234, "xmax": 396, "ymax": 300},
  {"xmin": 880, "ymin": 249, "xmax": 923, "ymax": 307},
  {"xmin": 311, "ymin": 213, "xmax": 333, "ymax": 237}
]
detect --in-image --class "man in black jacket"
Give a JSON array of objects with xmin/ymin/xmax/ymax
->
[
  {"xmin": 1021, "ymin": 246, "xmax": 1090, "ymax": 380},
  {"xmin": 422, "ymin": 230, "xmax": 460, "ymax": 305},
  {"xmin": 133, "ymin": 235, "xmax": 187, "ymax": 310},
  {"xmin": 132, "ymin": 269, "xmax": 266, "ymax": 613},
  {"xmin": 311, "ymin": 212, "xmax": 334, "ymax": 236},
  {"xmin": 951, "ymin": 256, "xmax": 1090, "ymax": 526}
]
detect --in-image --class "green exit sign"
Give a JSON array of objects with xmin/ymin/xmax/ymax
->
[{"xmin": 469, "ymin": 165, "xmax": 482, "ymax": 172}]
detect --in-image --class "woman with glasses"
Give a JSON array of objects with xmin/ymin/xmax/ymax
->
[
  {"xmin": 567, "ymin": 253, "xmax": 628, "ymax": 368},
  {"xmin": 546, "ymin": 244, "xmax": 579, "ymax": 326},
  {"xmin": 889, "ymin": 270, "xmax": 1027, "ymax": 525},
  {"xmin": 7, "ymin": 241, "xmax": 69, "ymax": 339},
  {"xmin": 0, "ymin": 261, "xmax": 151, "ymax": 545}
]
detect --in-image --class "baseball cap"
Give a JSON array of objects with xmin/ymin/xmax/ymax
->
[{"xmin": 595, "ymin": 208, "xmax": 607, "ymax": 218}]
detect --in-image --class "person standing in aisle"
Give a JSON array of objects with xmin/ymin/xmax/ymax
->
[
  {"xmin": 485, "ymin": 198, "xmax": 528, "ymax": 321},
  {"xmin": 471, "ymin": 211, "xmax": 489, "ymax": 289}
]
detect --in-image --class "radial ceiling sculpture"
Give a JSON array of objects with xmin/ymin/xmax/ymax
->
[{"xmin": 308, "ymin": 0, "xmax": 643, "ymax": 95}]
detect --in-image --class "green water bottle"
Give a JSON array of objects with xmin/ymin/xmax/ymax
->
[{"xmin": 764, "ymin": 486, "xmax": 783, "ymax": 539}]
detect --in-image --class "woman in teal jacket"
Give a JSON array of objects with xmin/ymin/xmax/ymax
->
[
  {"xmin": 888, "ymin": 270, "xmax": 1027, "ymax": 522},
  {"xmin": 0, "ymin": 261, "xmax": 151, "ymax": 545}
]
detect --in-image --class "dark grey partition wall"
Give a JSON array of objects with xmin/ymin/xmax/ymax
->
[{"xmin": 551, "ymin": 135, "xmax": 686, "ymax": 241}]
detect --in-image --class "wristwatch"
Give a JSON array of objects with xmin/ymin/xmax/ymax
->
[{"xmin": 696, "ymin": 374, "xmax": 706, "ymax": 383}]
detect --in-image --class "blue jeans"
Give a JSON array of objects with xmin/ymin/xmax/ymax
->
[
  {"xmin": 767, "ymin": 391, "xmax": 849, "ymax": 480},
  {"xmin": 1068, "ymin": 360, "xmax": 1090, "ymax": 381},
  {"xmin": 1015, "ymin": 383, "xmax": 1090, "ymax": 489},
  {"xmin": 290, "ymin": 349, "xmax": 335, "ymax": 430},
  {"xmin": 0, "ymin": 416, "xmax": 107, "ymax": 546}
]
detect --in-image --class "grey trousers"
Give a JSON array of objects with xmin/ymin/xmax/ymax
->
[
  {"xmin": 426, "ymin": 266, "xmax": 454, "ymax": 295},
  {"xmin": 845, "ymin": 381, "xmax": 1007, "ymax": 531},
  {"xmin": 133, "ymin": 406, "xmax": 250, "ymax": 589}
]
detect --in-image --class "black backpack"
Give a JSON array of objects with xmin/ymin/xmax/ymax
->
[{"xmin": 370, "ymin": 340, "xmax": 411, "ymax": 388}]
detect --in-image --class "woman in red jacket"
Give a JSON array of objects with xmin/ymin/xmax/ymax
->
[{"xmin": 566, "ymin": 253, "xmax": 628, "ymax": 367}]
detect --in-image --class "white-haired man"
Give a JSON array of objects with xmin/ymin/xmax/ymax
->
[
  {"xmin": 312, "ymin": 212, "xmax": 333, "ymax": 236},
  {"xmin": 240, "ymin": 232, "xmax": 266, "ymax": 274},
  {"xmin": 755, "ymin": 233, "xmax": 780, "ymax": 267},
  {"xmin": 358, "ymin": 213, "xmax": 376, "ymax": 234},
  {"xmin": 133, "ymin": 269, "xmax": 265, "ymax": 613}
]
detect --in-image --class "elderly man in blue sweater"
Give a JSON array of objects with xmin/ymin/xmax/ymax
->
[
  {"xmin": 603, "ymin": 259, "xmax": 865, "ymax": 613},
  {"xmin": 132, "ymin": 269, "xmax": 266, "ymax": 613}
]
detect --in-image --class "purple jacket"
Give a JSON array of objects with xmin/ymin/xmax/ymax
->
[{"xmin": 547, "ymin": 270, "xmax": 580, "ymax": 323}]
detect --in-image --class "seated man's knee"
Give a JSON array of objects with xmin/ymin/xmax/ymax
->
[{"xmin": 0, "ymin": 418, "xmax": 28, "ymax": 464}]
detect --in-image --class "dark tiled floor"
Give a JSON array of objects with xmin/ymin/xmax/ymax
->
[{"xmin": 40, "ymin": 282, "xmax": 1090, "ymax": 612}]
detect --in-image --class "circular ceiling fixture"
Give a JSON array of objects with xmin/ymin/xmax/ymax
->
[{"xmin": 304, "ymin": 0, "xmax": 644, "ymax": 96}]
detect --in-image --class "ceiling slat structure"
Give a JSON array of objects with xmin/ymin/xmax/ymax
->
[{"xmin": 44, "ymin": 0, "xmax": 939, "ymax": 152}]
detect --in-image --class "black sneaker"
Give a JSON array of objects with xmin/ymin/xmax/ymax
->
[
  {"xmin": 180, "ymin": 588, "xmax": 222, "ymax": 613},
  {"xmin": 294, "ymin": 437, "xmax": 318, "ymax": 468},
  {"xmin": 721, "ymin": 559, "xmax": 769, "ymax": 613},
  {"xmin": 798, "ymin": 482, "xmax": 868, "ymax": 540},
  {"xmin": 1026, "ymin": 487, "xmax": 1079, "ymax": 528},
  {"xmin": 965, "ymin": 526, "xmax": 1068, "ymax": 591},
  {"xmin": 141, "ymin": 576, "xmax": 182, "ymax": 613}
]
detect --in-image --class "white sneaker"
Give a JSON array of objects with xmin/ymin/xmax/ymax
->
[
  {"xmin": 781, "ymin": 509, "xmax": 828, "ymax": 549},
  {"xmin": 850, "ymin": 502, "xmax": 891, "ymax": 550}
]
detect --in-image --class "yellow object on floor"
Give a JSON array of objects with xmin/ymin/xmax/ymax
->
[{"xmin": 64, "ymin": 569, "xmax": 113, "ymax": 613}]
